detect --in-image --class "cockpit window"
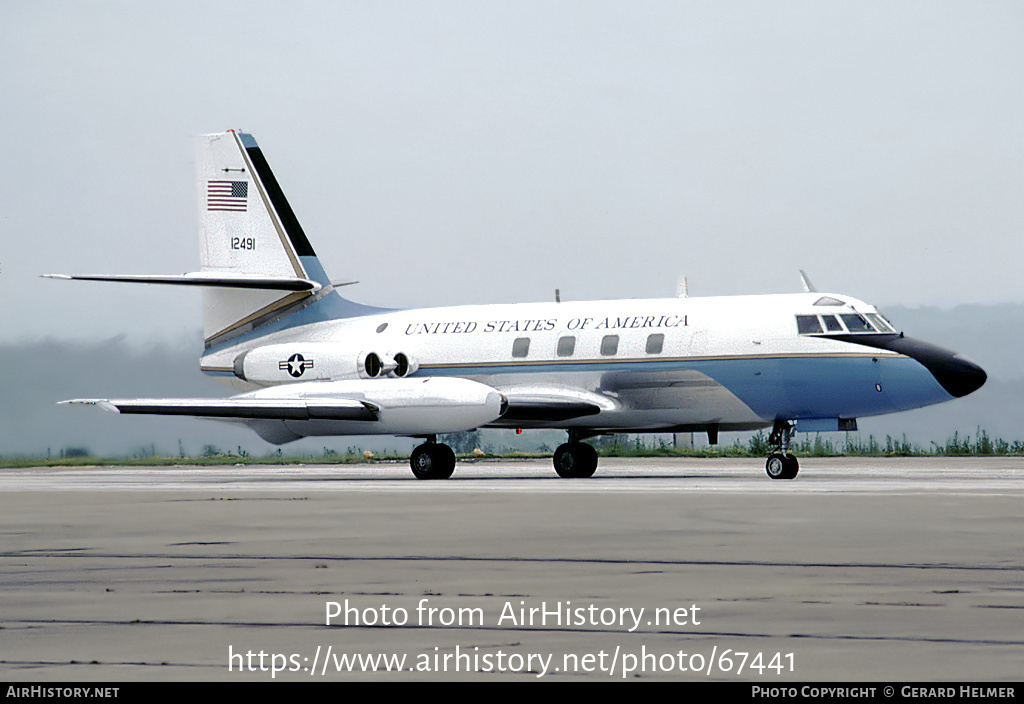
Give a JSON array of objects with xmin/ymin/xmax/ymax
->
[
  {"xmin": 797, "ymin": 311, "xmax": 897, "ymax": 336},
  {"xmin": 840, "ymin": 314, "xmax": 874, "ymax": 332},
  {"xmin": 866, "ymin": 313, "xmax": 896, "ymax": 333},
  {"xmin": 796, "ymin": 315, "xmax": 823, "ymax": 334},
  {"xmin": 822, "ymin": 314, "xmax": 843, "ymax": 332},
  {"xmin": 813, "ymin": 296, "xmax": 844, "ymax": 306}
]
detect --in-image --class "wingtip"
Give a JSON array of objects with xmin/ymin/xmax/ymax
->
[{"xmin": 58, "ymin": 399, "xmax": 120, "ymax": 413}]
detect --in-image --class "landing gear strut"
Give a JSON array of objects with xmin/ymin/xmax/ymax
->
[
  {"xmin": 552, "ymin": 431, "xmax": 598, "ymax": 478},
  {"xmin": 410, "ymin": 437, "xmax": 456, "ymax": 480},
  {"xmin": 765, "ymin": 420, "xmax": 799, "ymax": 480}
]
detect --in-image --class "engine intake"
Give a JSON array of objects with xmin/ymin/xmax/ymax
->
[
  {"xmin": 230, "ymin": 344, "xmax": 419, "ymax": 384},
  {"xmin": 361, "ymin": 352, "xmax": 397, "ymax": 378},
  {"xmin": 393, "ymin": 352, "xmax": 418, "ymax": 377}
]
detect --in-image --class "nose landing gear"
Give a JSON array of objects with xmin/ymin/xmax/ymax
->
[{"xmin": 765, "ymin": 420, "xmax": 799, "ymax": 480}]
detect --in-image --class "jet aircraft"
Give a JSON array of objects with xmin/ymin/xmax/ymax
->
[{"xmin": 52, "ymin": 131, "xmax": 987, "ymax": 480}]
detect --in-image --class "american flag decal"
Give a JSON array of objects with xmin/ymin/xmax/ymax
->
[{"xmin": 207, "ymin": 180, "xmax": 248, "ymax": 212}]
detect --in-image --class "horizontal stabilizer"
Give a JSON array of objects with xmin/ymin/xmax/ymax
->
[
  {"xmin": 43, "ymin": 272, "xmax": 321, "ymax": 292},
  {"xmin": 60, "ymin": 397, "xmax": 377, "ymax": 421}
]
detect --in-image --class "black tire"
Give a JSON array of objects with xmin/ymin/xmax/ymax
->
[
  {"xmin": 783, "ymin": 454, "xmax": 799, "ymax": 479},
  {"xmin": 433, "ymin": 444, "xmax": 456, "ymax": 479},
  {"xmin": 553, "ymin": 443, "xmax": 576, "ymax": 477},
  {"xmin": 410, "ymin": 444, "xmax": 456, "ymax": 480},
  {"xmin": 410, "ymin": 444, "xmax": 435, "ymax": 479},
  {"xmin": 575, "ymin": 442, "xmax": 598, "ymax": 478},
  {"xmin": 766, "ymin": 453, "xmax": 798, "ymax": 480},
  {"xmin": 553, "ymin": 442, "xmax": 598, "ymax": 478}
]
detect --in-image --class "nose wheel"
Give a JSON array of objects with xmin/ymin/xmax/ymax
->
[
  {"xmin": 765, "ymin": 452, "xmax": 799, "ymax": 479},
  {"xmin": 765, "ymin": 420, "xmax": 799, "ymax": 480}
]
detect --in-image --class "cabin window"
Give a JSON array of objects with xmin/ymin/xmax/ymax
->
[
  {"xmin": 646, "ymin": 333, "xmax": 665, "ymax": 354},
  {"xmin": 822, "ymin": 314, "xmax": 843, "ymax": 332},
  {"xmin": 796, "ymin": 315, "xmax": 823, "ymax": 335},
  {"xmin": 557, "ymin": 336, "xmax": 576, "ymax": 357},
  {"xmin": 512, "ymin": 337, "xmax": 530, "ymax": 358},
  {"xmin": 600, "ymin": 335, "xmax": 619, "ymax": 356}
]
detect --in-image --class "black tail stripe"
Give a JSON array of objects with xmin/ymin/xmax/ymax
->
[{"xmin": 245, "ymin": 146, "xmax": 316, "ymax": 257}]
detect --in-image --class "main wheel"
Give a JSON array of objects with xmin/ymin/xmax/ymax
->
[
  {"xmin": 783, "ymin": 454, "xmax": 799, "ymax": 479},
  {"xmin": 765, "ymin": 453, "xmax": 798, "ymax": 480},
  {"xmin": 431, "ymin": 444, "xmax": 456, "ymax": 479},
  {"xmin": 553, "ymin": 442, "xmax": 599, "ymax": 478},
  {"xmin": 575, "ymin": 442, "xmax": 598, "ymax": 477},
  {"xmin": 410, "ymin": 443, "xmax": 456, "ymax": 480}
]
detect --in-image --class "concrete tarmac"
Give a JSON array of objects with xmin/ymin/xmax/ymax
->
[{"xmin": 1, "ymin": 456, "xmax": 1022, "ymax": 682}]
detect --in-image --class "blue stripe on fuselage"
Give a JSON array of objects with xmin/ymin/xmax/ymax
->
[{"xmin": 419, "ymin": 354, "xmax": 952, "ymax": 421}]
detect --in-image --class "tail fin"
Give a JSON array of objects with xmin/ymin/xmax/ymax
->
[
  {"xmin": 47, "ymin": 130, "xmax": 383, "ymax": 351},
  {"xmin": 197, "ymin": 130, "xmax": 333, "ymax": 347}
]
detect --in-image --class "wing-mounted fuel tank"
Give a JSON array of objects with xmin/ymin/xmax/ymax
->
[
  {"xmin": 240, "ymin": 377, "xmax": 507, "ymax": 441},
  {"xmin": 233, "ymin": 343, "xmax": 419, "ymax": 385}
]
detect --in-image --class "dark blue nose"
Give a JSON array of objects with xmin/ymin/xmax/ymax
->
[
  {"xmin": 864, "ymin": 336, "xmax": 987, "ymax": 399},
  {"xmin": 906, "ymin": 343, "xmax": 987, "ymax": 399},
  {"xmin": 947, "ymin": 356, "xmax": 987, "ymax": 398},
  {"xmin": 823, "ymin": 333, "xmax": 987, "ymax": 399}
]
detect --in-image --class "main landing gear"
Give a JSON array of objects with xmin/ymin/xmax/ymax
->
[
  {"xmin": 552, "ymin": 432, "xmax": 598, "ymax": 478},
  {"xmin": 765, "ymin": 420, "xmax": 799, "ymax": 480},
  {"xmin": 410, "ymin": 438, "xmax": 456, "ymax": 480}
]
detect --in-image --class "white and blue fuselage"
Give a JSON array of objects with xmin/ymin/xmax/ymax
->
[
  {"xmin": 55, "ymin": 130, "xmax": 986, "ymax": 480},
  {"xmin": 199, "ymin": 289, "xmax": 983, "ymax": 439}
]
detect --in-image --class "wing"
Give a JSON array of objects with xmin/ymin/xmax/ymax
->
[
  {"xmin": 60, "ymin": 397, "xmax": 377, "ymax": 421},
  {"xmin": 60, "ymin": 377, "xmax": 508, "ymax": 444}
]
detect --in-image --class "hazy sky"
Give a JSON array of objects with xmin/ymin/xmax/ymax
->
[{"xmin": 3, "ymin": 1, "xmax": 1023, "ymax": 344}]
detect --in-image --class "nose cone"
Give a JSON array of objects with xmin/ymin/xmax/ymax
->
[
  {"xmin": 894, "ymin": 338, "xmax": 987, "ymax": 399},
  {"xmin": 825, "ymin": 332, "xmax": 987, "ymax": 404},
  {"xmin": 930, "ymin": 353, "xmax": 987, "ymax": 398}
]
